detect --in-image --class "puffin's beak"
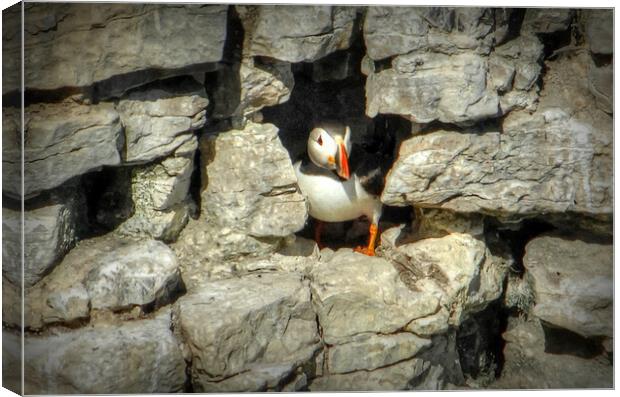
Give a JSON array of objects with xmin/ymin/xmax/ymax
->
[{"xmin": 337, "ymin": 141, "xmax": 350, "ymax": 180}]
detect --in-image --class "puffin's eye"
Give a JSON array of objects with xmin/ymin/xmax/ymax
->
[{"xmin": 317, "ymin": 135, "xmax": 323, "ymax": 146}]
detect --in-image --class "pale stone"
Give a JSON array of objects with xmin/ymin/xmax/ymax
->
[
  {"xmin": 524, "ymin": 233, "xmax": 613, "ymax": 338},
  {"xmin": 176, "ymin": 273, "xmax": 320, "ymax": 392}
]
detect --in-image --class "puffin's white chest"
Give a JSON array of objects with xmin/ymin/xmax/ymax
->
[{"xmin": 294, "ymin": 161, "xmax": 377, "ymax": 223}]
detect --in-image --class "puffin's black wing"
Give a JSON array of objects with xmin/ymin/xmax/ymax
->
[{"xmin": 349, "ymin": 143, "xmax": 392, "ymax": 197}]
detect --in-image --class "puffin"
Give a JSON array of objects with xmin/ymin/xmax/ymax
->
[{"xmin": 294, "ymin": 121, "xmax": 391, "ymax": 256}]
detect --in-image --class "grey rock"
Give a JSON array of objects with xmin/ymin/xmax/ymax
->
[
  {"xmin": 523, "ymin": 233, "xmax": 612, "ymax": 338},
  {"xmin": 588, "ymin": 61, "xmax": 612, "ymax": 114},
  {"xmin": 521, "ymin": 9, "xmax": 573, "ymax": 34},
  {"xmin": 15, "ymin": 234, "xmax": 181, "ymax": 329},
  {"xmin": 364, "ymin": 7, "xmax": 497, "ymax": 61},
  {"xmin": 84, "ymin": 239, "xmax": 181, "ymax": 311},
  {"xmin": 23, "ymin": 309, "xmax": 186, "ymax": 394},
  {"xmin": 327, "ymin": 333, "xmax": 431, "ymax": 374},
  {"xmin": 309, "ymin": 357, "xmax": 429, "ymax": 391},
  {"xmin": 491, "ymin": 316, "xmax": 612, "ymax": 389},
  {"xmin": 3, "ymin": 102, "xmax": 122, "ymax": 199},
  {"xmin": 309, "ymin": 250, "xmax": 440, "ymax": 345},
  {"xmin": 117, "ymin": 77, "xmax": 208, "ymax": 164},
  {"xmin": 198, "ymin": 122, "xmax": 307, "ymax": 259},
  {"xmin": 238, "ymin": 58, "xmax": 294, "ymax": 118},
  {"xmin": 380, "ymin": 233, "xmax": 508, "ymax": 328},
  {"xmin": 248, "ymin": 5, "xmax": 357, "ymax": 63},
  {"xmin": 583, "ymin": 9, "xmax": 613, "ymax": 55},
  {"xmin": 176, "ymin": 273, "xmax": 320, "ymax": 392},
  {"xmin": 118, "ymin": 137, "xmax": 197, "ymax": 242},
  {"xmin": 3, "ymin": 195, "xmax": 79, "ymax": 287},
  {"xmin": 366, "ymin": 52, "xmax": 499, "ymax": 124},
  {"xmin": 4, "ymin": 3, "xmax": 226, "ymax": 93},
  {"xmin": 382, "ymin": 106, "xmax": 612, "ymax": 221}
]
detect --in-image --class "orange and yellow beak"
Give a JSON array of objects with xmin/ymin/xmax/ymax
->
[{"xmin": 337, "ymin": 141, "xmax": 350, "ymax": 180}]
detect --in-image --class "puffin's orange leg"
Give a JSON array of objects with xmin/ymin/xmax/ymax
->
[
  {"xmin": 314, "ymin": 220, "xmax": 325, "ymax": 249},
  {"xmin": 354, "ymin": 223, "xmax": 379, "ymax": 256}
]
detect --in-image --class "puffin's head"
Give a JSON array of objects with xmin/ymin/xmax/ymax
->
[{"xmin": 307, "ymin": 124, "xmax": 351, "ymax": 180}]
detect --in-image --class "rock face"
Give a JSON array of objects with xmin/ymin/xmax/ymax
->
[
  {"xmin": 248, "ymin": 5, "xmax": 358, "ymax": 63},
  {"xmin": 118, "ymin": 138, "xmax": 197, "ymax": 242},
  {"xmin": 117, "ymin": 77, "xmax": 208, "ymax": 164},
  {"xmin": 493, "ymin": 317, "xmax": 612, "ymax": 389},
  {"xmin": 3, "ymin": 193, "xmax": 80, "ymax": 287},
  {"xmin": 382, "ymin": 50, "xmax": 612, "ymax": 230},
  {"xmin": 3, "ymin": 102, "xmax": 123, "ymax": 199},
  {"xmin": 4, "ymin": 3, "xmax": 227, "ymax": 93},
  {"xmin": 523, "ymin": 234, "xmax": 613, "ymax": 339},
  {"xmin": 2, "ymin": 5, "xmax": 613, "ymax": 394},
  {"xmin": 364, "ymin": 7, "xmax": 541, "ymax": 123},
  {"xmin": 176, "ymin": 273, "xmax": 319, "ymax": 392},
  {"xmin": 6, "ymin": 235, "xmax": 183, "ymax": 330},
  {"xmin": 195, "ymin": 122, "xmax": 307, "ymax": 260},
  {"xmin": 23, "ymin": 310, "xmax": 186, "ymax": 394}
]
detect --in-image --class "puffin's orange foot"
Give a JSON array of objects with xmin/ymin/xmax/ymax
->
[{"xmin": 354, "ymin": 246, "xmax": 375, "ymax": 256}]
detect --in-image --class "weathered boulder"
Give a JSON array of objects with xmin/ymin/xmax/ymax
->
[
  {"xmin": 14, "ymin": 235, "xmax": 182, "ymax": 329},
  {"xmin": 4, "ymin": 3, "xmax": 227, "ymax": 94},
  {"xmin": 380, "ymin": 232, "xmax": 508, "ymax": 329},
  {"xmin": 116, "ymin": 77, "xmax": 207, "ymax": 164},
  {"xmin": 3, "ymin": 193, "xmax": 80, "ymax": 287},
  {"xmin": 583, "ymin": 9, "xmax": 613, "ymax": 55},
  {"xmin": 195, "ymin": 122, "xmax": 307, "ymax": 260},
  {"xmin": 382, "ymin": 106, "xmax": 612, "ymax": 223},
  {"xmin": 3, "ymin": 102, "xmax": 123, "ymax": 199},
  {"xmin": 309, "ymin": 250, "xmax": 440, "ymax": 345},
  {"xmin": 523, "ymin": 233, "xmax": 612, "ymax": 338},
  {"xmin": 364, "ymin": 7, "xmax": 499, "ymax": 61},
  {"xmin": 364, "ymin": 8, "xmax": 543, "ymax": 123},
  {"xmin": 238, "ymin": 58, "xmax": 294, "ymax": 118},
  {"xmin": 175, "ymin": 272, "xmax": 320, "ymax": 392},
  {"xmin": 118, "ymin": 137, "xmax": 196, "ymax": 242},
  {"xmin": 23, "ymin": 309, "xmax": 186, "ymax": 394},
  {"xmin": 492, "ymin": 317, "xmax": 612, "ymax": 389},
  {"xmin": 365, "ymin": 52, "xmax": 500, "ymax": 124},
  {"xmin": 84, "ymin": 239, "xmax": 181, "ymax": 311},
  {"xmin": 521, "ymin": 8, "xmax": 573, "ymax": 34},
  {"xmin": 247, "ymin": 5, "xmax": 358, "ymax": 63}
]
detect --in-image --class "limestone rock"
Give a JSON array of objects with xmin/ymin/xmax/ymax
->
[
  {"xmin": 382, "ymin": 105, "xmax": 611, "ymax": 222},
  {"xmin": 248, "ymin": 5, "xmax": 358, "ymax": 63},
  {"xmin": 380, "ymin": 233, "xmax": 508, "ymax": 327},
  {"xmin": 583, "ymin": 9, "xmax": 613, "ymax": 55},
  {"xmin": 366, "ymin": 52, "xmax": 500, "ymax": 124},
  {"xmin": 176, "ymin": 273, "xmax": 320, "ymax": 392},
  {"xmin": 4, "ymin": 3, "xmax": 227, "ymax": 94},
  {"xmin": 3, "ymin": 195, "xmax": 80, "ymax": 287},
  {"xmin": 327, "ymin": 333, "xmax": 431, "ymax": 374},
  {"xmin": 492, "ymin": 317, "xmax": 612, "ymax": 388},
  {"xmin": 84, "ymin": 239, "xmax": 181, "ymax": 311},
  {"xmin": 23, "ymin": 309, "xmax": 186, "ymax": 394},
  {"xmin": 521, "ymin": 9, "xmax": 573, "ymax": 34},
  {"xmin": 198, "ymin": 122, "xmax": 307, "ymax": 260},
  {"xmin": 364, "ymin": 7, "xmax": 500, "ymax": 61},
  {"xmin": 588, "ymin": 61, "xmax": 612, "ymax": 114},
  {"xmin": 238, "ymin": 58, "xmax": 294, "ymax": 118},
  {"xmin": 523, "ymin": 233, "xmax": 612, "ymax": 338},
  {"xmin": 364, "ymin": 11, "xmax": 543, "ymax": 124},
  {"xmin": 118, "ymin": 137, "xmax": 197, "ymax": 242},
  {"xmin": 309, "ymin": 357, "xmax": 429, "ymax": 391},
  {"xmin": 309, "ymin": 250, "xmax": 440, "ymax": 345},
  {"xmin": 117, "ymin": 77, "xmax": 208, "ymax": 164},
  {"xmin": 18, "ymin": 234, "xmax": 182, "ymax": 329},
  {"xmin": 3, "ymin": 102, "xmax": 122, "ymax": 199}
]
